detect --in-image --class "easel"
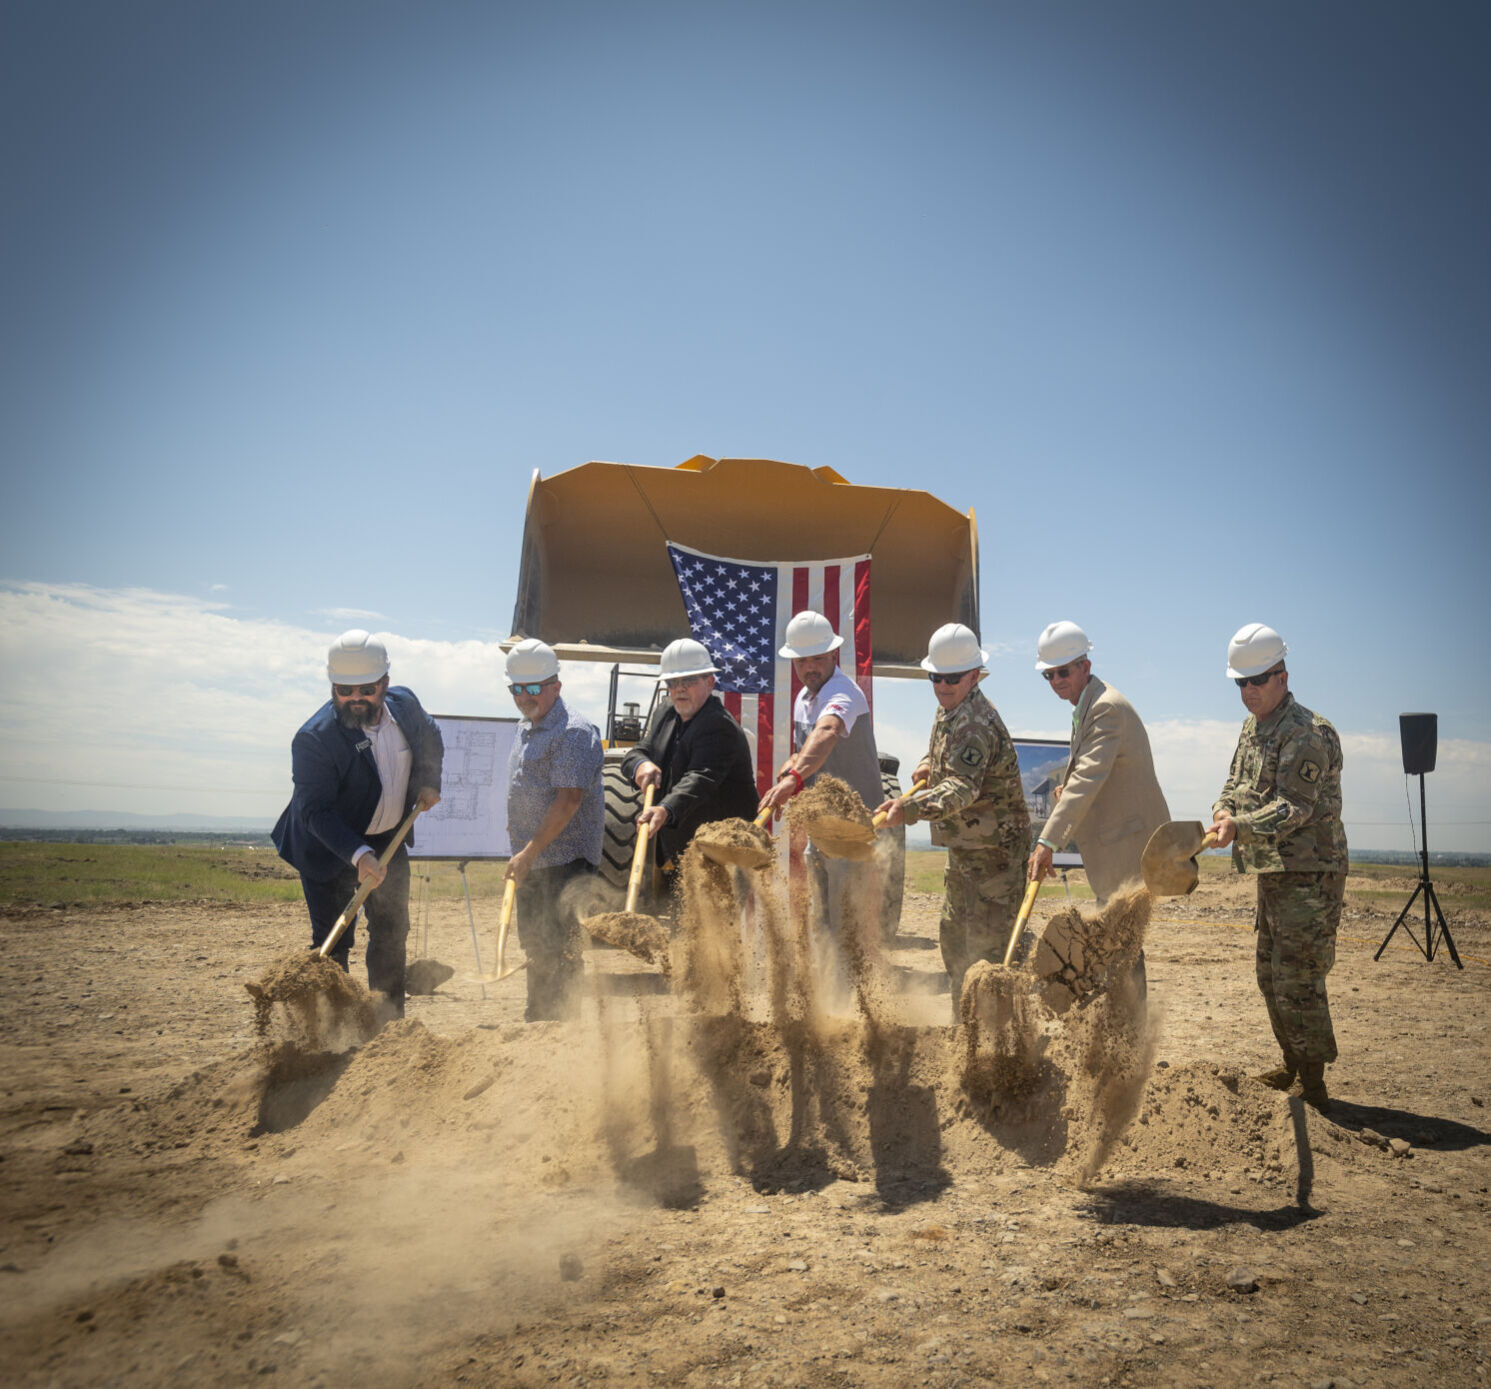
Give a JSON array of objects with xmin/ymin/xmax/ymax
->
[
  {"xmin": 1374, "ymin": 772, "xmax": 1462, "ymax": 969},
  {"xmin": 412, "ymin": 858, "xmax": 492, "ymax": 998}
]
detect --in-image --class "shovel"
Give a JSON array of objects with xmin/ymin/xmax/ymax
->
[
  {"xmin": 469, "ymin": 876, "xmax": 527, "ymax": 983},
  {"xmin": 1001, "ymin": 876, "xmax": 1043, "ymax": 967},
  {"xmin": 1141, "ymin": 820, "xmax": 1222, "ymax": 897},
  {"xmin": 809, "ymin": 776, "xmax": 928, "ymax": 861},
  {"xmin": 317, "ymin": 803, "xmax": 422, "ymax": 960},
  {"xmin": 582, "ymin": 784, "xmax": 672, "ymax": 973},
  {"xmin": 696, "ymin": 803, "xmax": 776, "ymax": 871}
]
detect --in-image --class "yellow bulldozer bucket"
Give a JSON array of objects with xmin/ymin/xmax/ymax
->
[{"xmin": 508, "ymin": 456, "xmax": 978, "ymax": 677}]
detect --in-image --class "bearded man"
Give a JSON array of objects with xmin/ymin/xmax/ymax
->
[{"xmin": 272, "ymin": 630, "xmax": 443, "ymax": 1017}]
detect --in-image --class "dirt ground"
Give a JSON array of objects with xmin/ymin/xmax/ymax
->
[{"xmin": 1, "ymin": 861, "xmax": 1488, "ymax": 1388}]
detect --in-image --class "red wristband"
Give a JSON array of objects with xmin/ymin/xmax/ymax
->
[{"xmin": 785, "ymin": 767, "xmax": 804, "ymax": 793}]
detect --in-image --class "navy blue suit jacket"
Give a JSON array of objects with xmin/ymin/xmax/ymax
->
[{"xmin": 272, "ymin": 687, "xmax": 444, "ymax": 883}]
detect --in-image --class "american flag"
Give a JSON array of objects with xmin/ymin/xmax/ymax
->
[{"xmin": 666, "ymin": 541, "xmax": 873, "ymax": 796}]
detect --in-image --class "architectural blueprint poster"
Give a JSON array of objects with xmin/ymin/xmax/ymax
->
[{"xmin": 409, "ymin": 715, "xmax": 518, "ymax": 860}]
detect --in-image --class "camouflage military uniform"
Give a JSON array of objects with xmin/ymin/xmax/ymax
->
[
  {"xmin": 1214, "ymin": 692, "xmax": 1347, "ymax": 1067},
  {"xmin": 904, "ymin": 686, "xmax": 1030, "ymax": 1017}
]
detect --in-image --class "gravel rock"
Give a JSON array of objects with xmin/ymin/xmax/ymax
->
[{"xmin": 1225, "ymin": 1266, "xmax": 1259, "ymax": 1294}]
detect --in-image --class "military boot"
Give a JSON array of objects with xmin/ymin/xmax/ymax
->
[{"xmin": 1298, "ymin": 1061, "xmax": 1331, "ymax": 1112}]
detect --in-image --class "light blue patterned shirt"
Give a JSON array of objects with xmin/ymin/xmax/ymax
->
[{"xmin": 506, "ymin": 697, "xmax": 605, "ymax": 868}]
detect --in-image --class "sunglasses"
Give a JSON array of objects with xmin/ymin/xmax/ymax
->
[
  {"xmin": 334, "ymin": 683, "xmax": 382, "ymax": 698},
  {"xmin": 1041, "ymin": 664, "xmax": 1081, "ymax": 682},
  {"xmin": 509, "ymin": 680, "xmax": 556, "ymax": 696},
  {"xmin": 1235, "ymin": 670, "xmax": 1281, "ymax": 689},
  {"xmin": 665, "ymin": 676, "xmax": 704, "ymax": 691},
  {"xmin": 928, "ymin": 673, "xmax": 966, "ymax": 686}
]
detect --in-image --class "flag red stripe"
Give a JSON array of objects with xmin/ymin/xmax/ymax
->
[
  {"xmin": 853, "ymin": 556, "xmax": 873, "ymax": 714},
  {"xmin": 822, "ymin": 564, "xmax": 840, "ymax": 639},
  {"xmin": 756, "ymin": 696, "xmax": 774, "ymax": 797}
]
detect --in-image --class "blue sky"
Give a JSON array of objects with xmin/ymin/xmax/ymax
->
[{"xmin": 2, "ymin": 1, "xmax": 1487, "ymax": 850}]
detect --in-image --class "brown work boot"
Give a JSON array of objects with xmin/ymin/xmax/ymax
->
[
  {"xmin": 1297, "ymin": 1061, "xmax": 1331, "ymax": 1112},
  {"xmin": 1254, "ymin": 1062, "xmax": 1297, "ymax": 1091}
]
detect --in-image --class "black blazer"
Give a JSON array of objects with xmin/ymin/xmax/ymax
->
[
  {"xmin": 622, "ymin": 694, "xmax": 758, "ymax": 863},
  {"xmin": 272, "ymin": 687, "xmax": 444, "ymax": 881}
]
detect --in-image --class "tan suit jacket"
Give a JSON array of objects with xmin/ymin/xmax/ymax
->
[{"xmin": 1039, "ymin": 677, "xmax": 1169, "ymax": 904}]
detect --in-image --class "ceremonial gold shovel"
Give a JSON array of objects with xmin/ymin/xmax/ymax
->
[
  {"xmin": 318, "ymin": 804, "xmax": 421, "ymax": 960},
  {"xmin": 809, "ymin": 776, "xmax": 928, "ymax": 862},
  {"xmin": 581, "ymin": 784, "xmax": 673, "ymax": 973},
  {"xmin": 1141, "ymin": 820, "xmax": 1222, "ymax": 897},
  {"xmin": 470, "ymin": 876, "xmax": 527, "ymax": 983}
]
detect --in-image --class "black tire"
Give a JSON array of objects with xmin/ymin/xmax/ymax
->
[
  {"xmin": 879, "ymin": 759, "xmax": 906, "ymax": 942},
  {"xmin": 600, "ymin": 755, "xmax": 642, "ymax": 891}
]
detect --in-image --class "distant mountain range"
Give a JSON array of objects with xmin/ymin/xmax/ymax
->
[{"xmin": 0, "ymin": 808, "xmax": 276, "ymax": 833}]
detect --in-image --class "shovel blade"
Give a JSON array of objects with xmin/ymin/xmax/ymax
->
[
  {"xmin": 1141, "ymin": 820, "xmax": 1208, "ymax": 897},
  {"xmin": 468, "ymin": 962, "xmax": 527, "ymax": 984}
]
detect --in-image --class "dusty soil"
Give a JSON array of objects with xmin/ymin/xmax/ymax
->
[{"xmin": 2, "ymin": 865, "xmax": 1489, "ymax": 1388}]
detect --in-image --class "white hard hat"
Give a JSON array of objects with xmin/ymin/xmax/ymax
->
[
  {"xmin": 505, "ymin": 638, "xmax": 559, "ymax": 683},
  {"xmin": 1035, "ymin": 620, "xmax": 1092, "ymax": 671},
  {"xmin": 779, "ymin": 610, "xmax": 843, "ymax": 660},
  {"xmin": 921, "ymin": 623, "xmax": 988, "ymax": 675},
  {"xmin": 1227, "ymin": 623, "xmax": 1288, "ymax": 679},
  {"xmin": 327, "ymin": 630, "xmax": 389, "ymax": 683},
  {"xmin": 659, "ymin": 638, "xmax": 720, "ymax": 681}
]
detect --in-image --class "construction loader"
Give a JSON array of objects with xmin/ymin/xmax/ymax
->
[{"xmin": 506, "ymin": 454, "xmax": 980, "ymax": 938}]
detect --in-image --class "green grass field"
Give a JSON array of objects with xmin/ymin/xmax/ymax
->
[
  {"xmin": 4, "ymin": 841, "xmax": 1487, "ymax": 912},
  {"xmin": 0, "ymin": 842, "xmax": 518, "ymax": 908}
]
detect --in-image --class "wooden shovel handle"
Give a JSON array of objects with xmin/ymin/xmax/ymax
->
[
  {"xmin": 319, "ymin": 803, "xmax": 422, "ymax": 959},
  {"xmin": 495, "ymin": 877, "xmax": 517, "ymax": 973},
  {"xmin": 871, "ymin": 776, "xmax": 929, "ymax": 830},
  {"xmin": 625, "ymin": 784, "xmax": 656, "ymax": 914},
  {"xmin": 1001, "ymin": 878, "xmax": 1042, "ymax": 968}
]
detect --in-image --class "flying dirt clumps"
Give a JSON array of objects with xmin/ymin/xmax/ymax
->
[
  {"xmin": 584, "ymin": 911, "xmax": 673, "ymax": 975},
  {"xmin": 675, "ymin": 842, "xmax": 745, "ymax": 1014},
  {"xmin": 787, "ymin": 775, "xmax": 871, "ymax": 833},
  {"xmin": 789, "ymin": 775, "xmax": 876, "ymax": 861},
  {"xmin": 958, "ymin": 961, "xmax": 1045, "ymax": 1105},
  {"xmin": 244, "ymin": 951, "xmax": 379, "ymax": 1052},
  {"xmin": 1031, "ymin": 881, "xmax": 1152, "ymax": 1014},
  {"xmin": 691, "ymin": 816, "xmax": 774, "ymax": 870}
]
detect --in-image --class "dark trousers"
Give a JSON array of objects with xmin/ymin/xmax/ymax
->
[
  {"xmin": 515, "ymin": 859, "xmax": 592, "ymax": 1022},
  {"xmin": 299, "ymin": 832, "xmax": 412, "ymax": 1015}
]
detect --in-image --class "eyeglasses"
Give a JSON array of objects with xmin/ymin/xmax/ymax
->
[
  {"xmin": 665, "ymin": 676, "xmax": 704, "ymax": 691},
  {"xmin": 928, "ymin": 673, "xmax": 966, "ymax": 686},
  {"xmin": 1041, "ymin": 664, "xmax": 1081, "ymax": 682},
  {"xmin": 1235, "ymin": 670, "xmax": 1281, "ymax": 689},
  {"xmin": 334, "ymin": 683, "xmax": 382, "ymax": 698},
  {"xmin": 509, "ymin": 679, "xmax": 557, "ymax": 696}
]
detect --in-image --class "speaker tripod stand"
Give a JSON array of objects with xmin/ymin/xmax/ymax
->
[{"xmin": 1374, "ymin": 772, "xmax": 1462, "ymax": 968}]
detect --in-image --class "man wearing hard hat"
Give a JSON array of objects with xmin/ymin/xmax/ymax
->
[
  {"xmin": 879, "ymin": 624, "xmax": 1029, "ymax": 1019},
  {"xmin": 761, "ymin": 610, "xmax": 883, "ymax": 978},
  {"xmin": 1210, "ymin": 624, "xmax": 1347, "ymax": 1112},
  {"xmin": 760, "ymin": 610, "xmax": 882, "ymax": 816},
  {"xmin": 622, "ymin": 638, "xmax": 758, "ymax": 876},
  {"xmin": 504, "ymin": 639, "xmax": 605, "ymax": 1022},
  {"xmin": 1026, "ymin": 621, "xmax": 1170, "ymax": 906},
  {"xmin": 273, "ymin": 630, "xmax": 444, "ymax": 1018}
]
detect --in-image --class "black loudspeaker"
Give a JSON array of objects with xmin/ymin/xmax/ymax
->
[{"xmin": 1400, "ymin": 712, "xmax": 1438, "ymax": 775}]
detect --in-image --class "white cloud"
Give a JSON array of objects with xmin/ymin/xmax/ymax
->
[
  {"xmin": 0, "ymin": 583, "xmax": 615, "ymax": 820},
  {"xmin": 1, "ymin": 583, "xmax": 1487, "ymax": 850}
]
